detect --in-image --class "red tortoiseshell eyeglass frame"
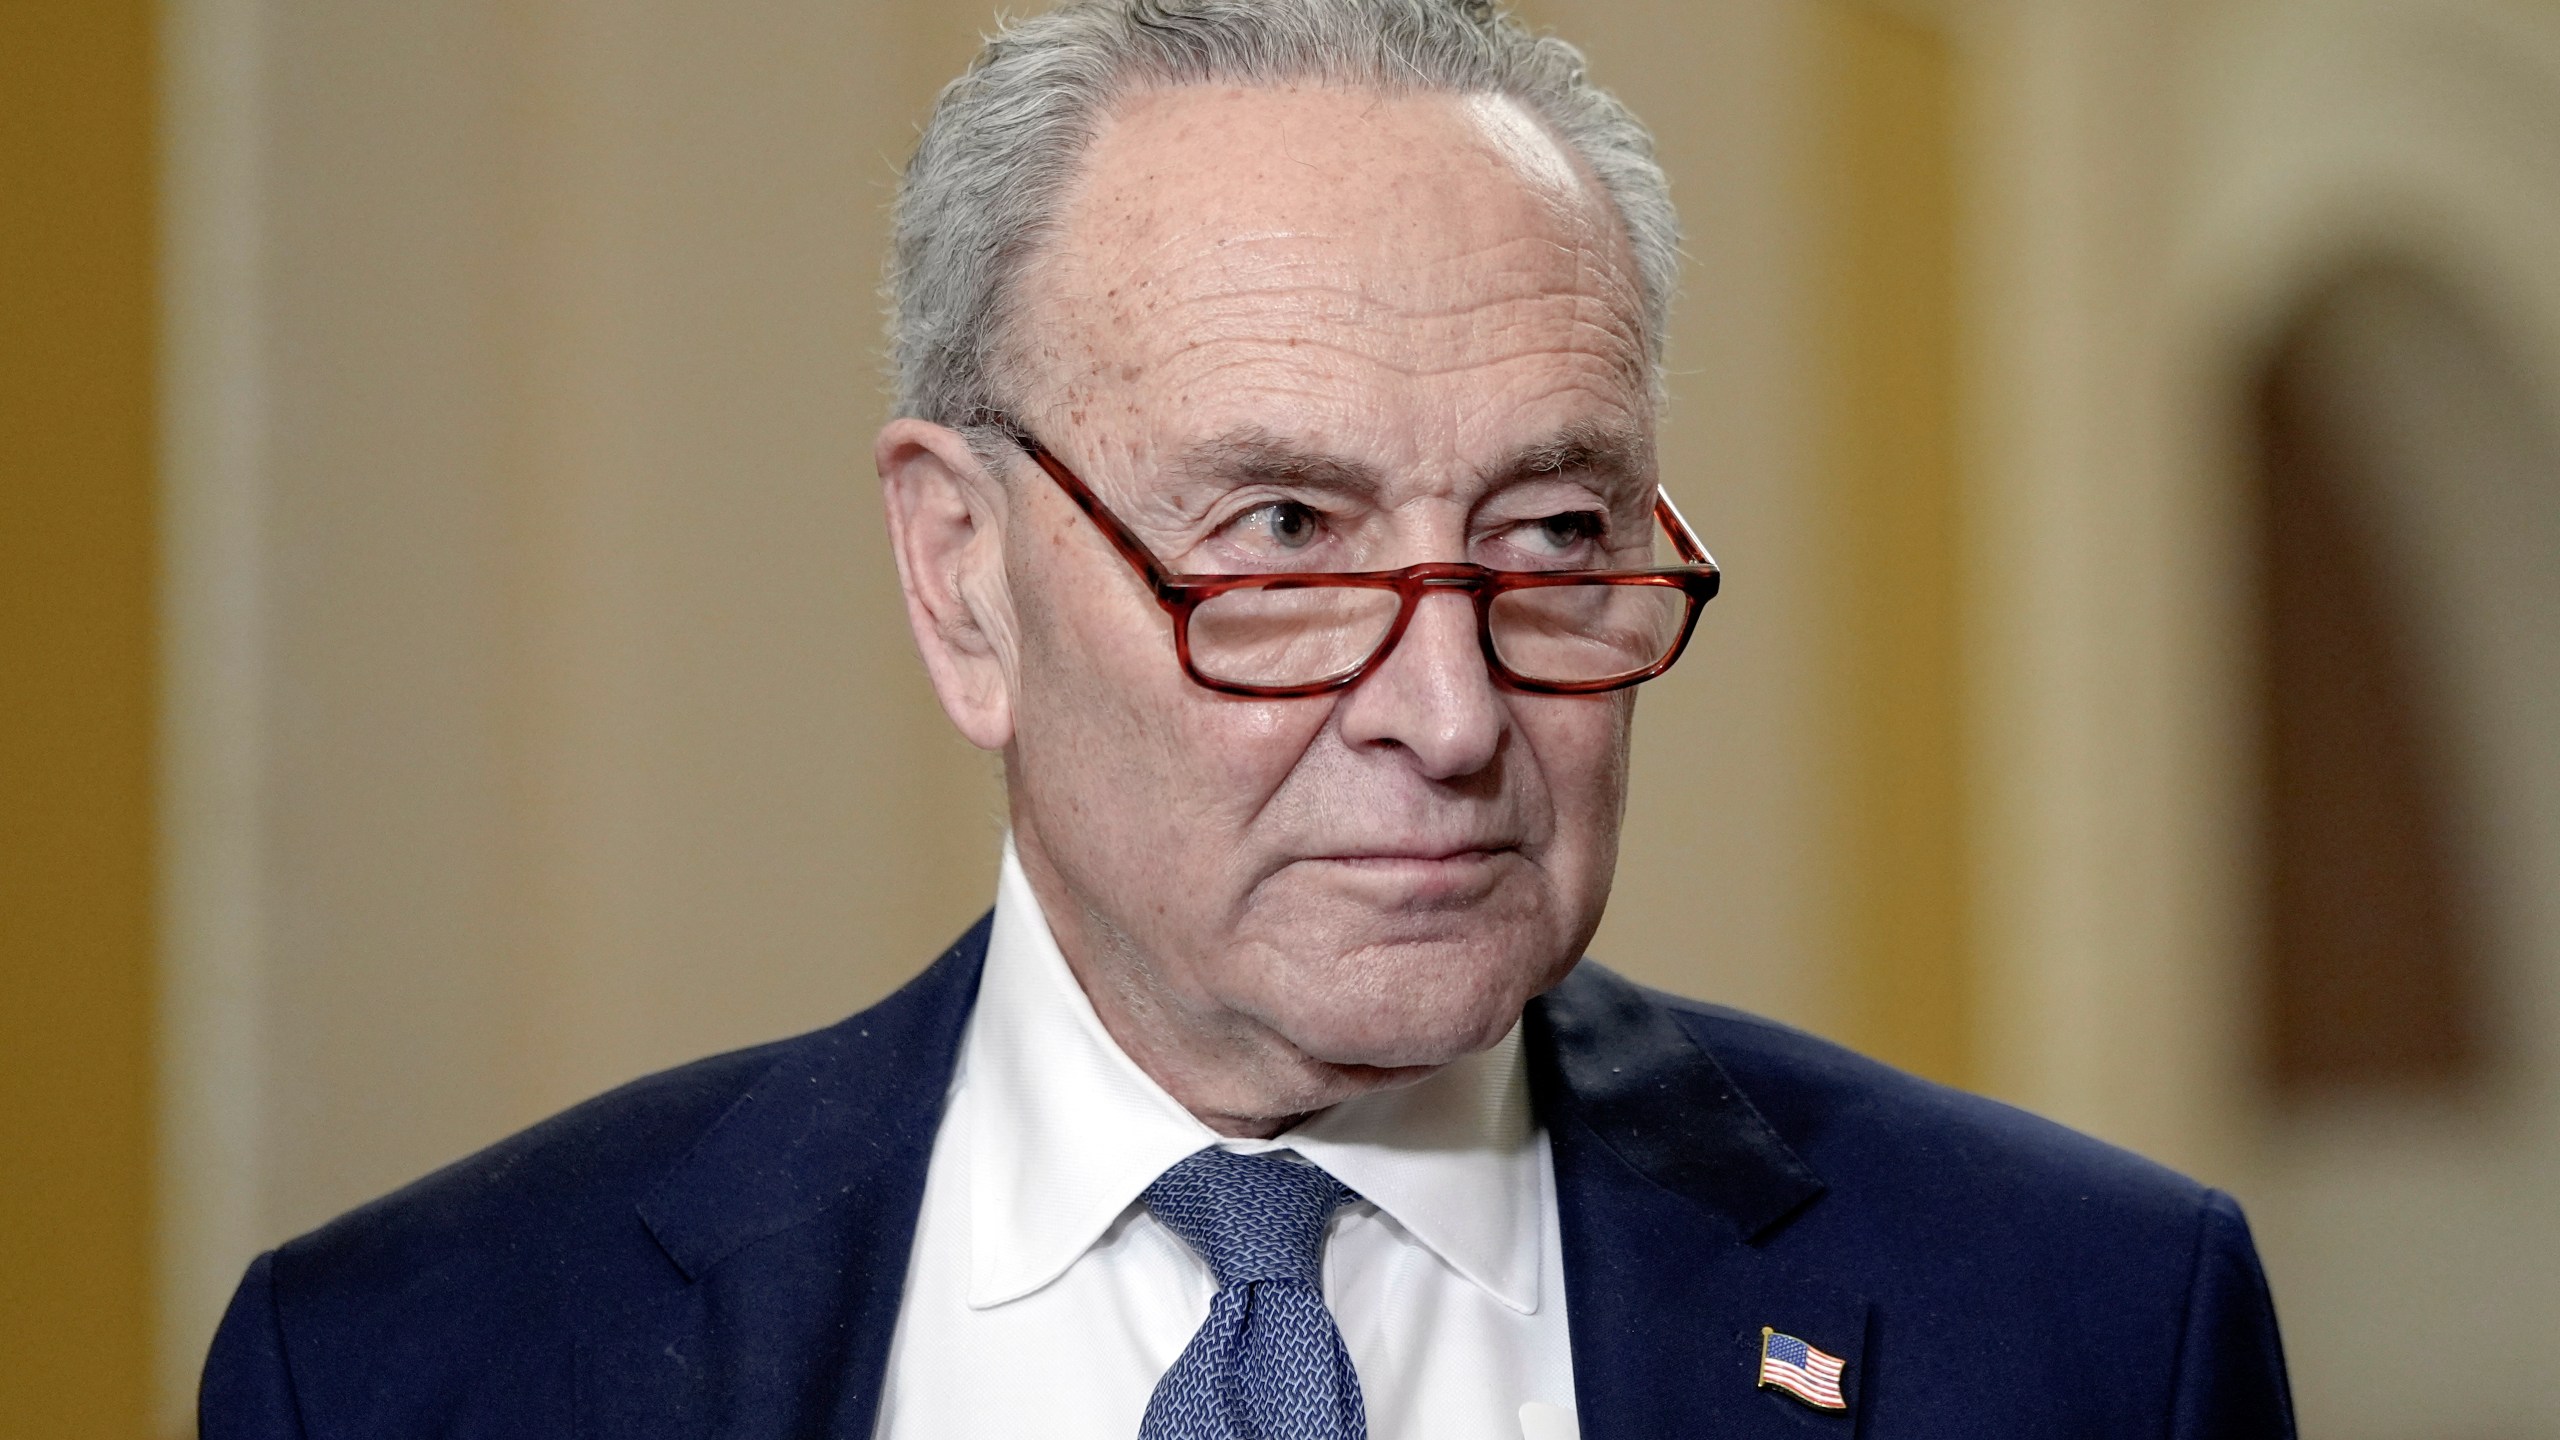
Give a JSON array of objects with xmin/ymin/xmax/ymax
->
[{"xmin": 991, "ymin": 422, "xmax": 1722, "ymax": 699}]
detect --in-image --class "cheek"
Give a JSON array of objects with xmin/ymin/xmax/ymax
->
[
  {"xmin": 1519, "ymin": 694, "xmax": 1635, "ymax": 852},
  {"xmin": 1010, "ymin": 556, "xmax": 1328, "ymax": 838},
  {"xmin": 1178, "ymin": 696, "xmax": 1330, "ymax": 817}
]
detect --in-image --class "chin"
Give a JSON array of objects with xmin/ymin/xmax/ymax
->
[{"xmin": 1253, "ymin": 938, "xmax": 1573, "ymax": 1071}]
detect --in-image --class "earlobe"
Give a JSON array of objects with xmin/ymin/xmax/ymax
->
[{"xmin": 877, "ymin": 419, "xmax": 1020, "ymax": 751}]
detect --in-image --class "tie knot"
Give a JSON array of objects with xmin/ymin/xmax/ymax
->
[{"xmin": 1143, "ymin": 1148, "xmax": 1355, "ymax": 1289}]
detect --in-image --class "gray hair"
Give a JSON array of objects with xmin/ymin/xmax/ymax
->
[{"xmin": 886, "ymin": 0, "xmax": 1680, "ymax": 427}]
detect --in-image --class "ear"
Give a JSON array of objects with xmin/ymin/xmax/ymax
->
[{"xmin": 877, "ymin": 418, "xmax": 1020, "ymax": 751}]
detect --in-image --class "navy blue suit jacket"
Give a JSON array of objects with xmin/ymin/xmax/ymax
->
[{"xmin": 203, "ymin": 917, "xmax": 2294, "ymax": 1437}]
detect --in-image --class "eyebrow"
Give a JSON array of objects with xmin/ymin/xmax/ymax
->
[
  {"xmin": 1169, "ymin": 428, "xmax": 1382, "ymax": 499},
  {"xmin": 1494, "ymin": 419, "xmax": 1650, "ymax": 492},
  {"xmin": 1167, "ymin": 418, "xmax": 1650, "ymax": 500}
]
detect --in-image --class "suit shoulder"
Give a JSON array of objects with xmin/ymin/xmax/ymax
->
[
  {"xmin": 226, "ymin": 1022, "xmax": 838, "ymax": 1428},
  {"xmin": 215, "ymin": 924, "xmax": 992, "ymax": 1434},
  {"xmin": 1655, "ymin": 991, "xmax": 2218, "ymax": 1221}
]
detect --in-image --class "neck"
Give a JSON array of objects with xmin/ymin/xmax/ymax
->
[{"xmin": 1008, "ymin": 831, "xmax": 1435, "ymax": 1139}]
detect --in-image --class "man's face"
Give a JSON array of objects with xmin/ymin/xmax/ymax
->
[{"xmin": 978, "ymin": 85, "xmax": 1655, "ymax": 1113}]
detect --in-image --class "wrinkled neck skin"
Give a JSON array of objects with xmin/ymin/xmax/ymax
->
[{"xmin": 1012, "ymin": 815, "xmax": 1453, "ymax": 1139}]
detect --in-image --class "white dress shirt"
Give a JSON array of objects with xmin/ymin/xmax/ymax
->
[{"xmin": 872, "ymin": 842, "xmax": 1579, "ymax": 1440}]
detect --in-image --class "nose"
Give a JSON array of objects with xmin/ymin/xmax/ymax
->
[{"xmin": 1332, "ymin": 587, "xmax": 1506, "ymax": 780}]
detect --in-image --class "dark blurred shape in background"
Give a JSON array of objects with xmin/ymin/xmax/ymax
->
[{"xmin": 2252, "ymin": 267, "xmax": 2503, "ymax": 1099}]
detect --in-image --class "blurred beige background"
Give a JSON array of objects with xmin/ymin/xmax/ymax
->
[{"xmin": 8, "ymin": 1, "xmax": 2560, "ymax": 1436}]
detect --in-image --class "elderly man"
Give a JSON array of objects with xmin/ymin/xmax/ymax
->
[{"xmin": 202, "ymin": 2, "xmax": 2292, "ymax": 1437}]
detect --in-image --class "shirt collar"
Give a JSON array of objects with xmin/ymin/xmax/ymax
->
[{"xmin": 962, "ymin": 839, "xmax": 1545, "ymax": 1315}]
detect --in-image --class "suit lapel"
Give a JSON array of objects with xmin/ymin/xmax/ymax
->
[
  {"xmin": 580, "ymin": 916, "xmax": 991, "ymax": 1440},
  {"xmin": 574, "ymin": 930, "xmax": 1860, "ymax": 1438},
  {"xmin": 1531, "ymin": 964, "xmax": 1870, "ymax": 1438}
]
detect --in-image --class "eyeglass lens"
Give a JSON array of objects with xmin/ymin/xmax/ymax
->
[
  {"xmin": 1186, "ymin": 586, "xmax": 1401, "ymax": 690},
  {"xmin": 1183, "ymin": 580, "xmax": 1688, "ymax": 690},
  {"xmin": 1486, "ymin": 583, "xmax": 1688, "ymax": 683}
]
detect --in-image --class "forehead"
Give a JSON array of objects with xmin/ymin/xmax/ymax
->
[{"xmin": 1016, "ymin": 84, "xmax": 1650, "ymax": 465}]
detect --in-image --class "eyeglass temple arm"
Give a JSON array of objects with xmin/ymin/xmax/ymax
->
[
  {"xmin": 1003, "ymin": 428, "xmax": 1183, "ymax": 594},
  {"xmin": 1654, "ymin": 486, "xmax": 1716, "ymax": 568}
]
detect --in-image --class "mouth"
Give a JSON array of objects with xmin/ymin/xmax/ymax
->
[
  {"xmin": 1311, "ymin": 844, "xmax": 1519, "ymax": 865},
  {"xmin": 1294, "ymin": 844, "xmax": 1524, "ymax": 903}
]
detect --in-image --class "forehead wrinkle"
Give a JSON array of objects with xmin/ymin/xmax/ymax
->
[
  {"xmin": 1145, "ymin": 328, "xmax": 1637, "ymax": 389},
  {"xmin": 1035, "ymin": 185, "xmax": 1648, "ymax": 403},
  {"xmin": 1072, "ymin": 174, "xmax": 1634, "ymax": 297},
  {"xmin": 1150, "ymin": 289, "xmax": 1638, "ymax": 344},
  {"xmin": 1137, "ymin": 274, "xmax": 1645, "ymax": 364},
  {"xmin": 1117, "ymin": 276, "xmax": 1647, "ymax": 393},
  {"xmin": 1126, "ymin": 231, "xmax": 1634, "ymax": 327},
  {"xmin": 1044, "ymin": 281, "xmax": 1640, "ymax": 400}
]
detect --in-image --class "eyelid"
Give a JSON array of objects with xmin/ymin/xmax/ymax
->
[
  {"xmin": 1486, "ymin": 465, "xmax": 1635, "ymax": 506},
  {"xmin": 1209, "ymin": 490, "xmax": 1337, "ymax": 534},
  {"xmin": 1200, "ymin": 494, "xmax": 1341, "ymax": 563},
  {"xmin": 1477, "ymin": 501, "xmax": 1611, "ymax": 540},
  {"xmin": 1218, "ymin": 494, "xmax": 1312, "ymax": 525}
]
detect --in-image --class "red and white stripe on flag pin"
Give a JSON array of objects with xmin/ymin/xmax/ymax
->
[{"xmin": 1757, "ymin": 1327, "xmax": 1848, "ymax": 1411}]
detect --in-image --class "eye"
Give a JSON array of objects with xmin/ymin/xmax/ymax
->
[
  {"xmin": 1521, "ymin": 511, "xmax": 1606, "ymax": 554},
  {"xmin": 1232, "ymin": 500, "xmax": 1323, "ymax": 551}
]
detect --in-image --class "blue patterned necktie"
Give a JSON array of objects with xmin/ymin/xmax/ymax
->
[{"xmin": 1139, "ymin": 1148, "xmax": 1368, "ymax": 1440}]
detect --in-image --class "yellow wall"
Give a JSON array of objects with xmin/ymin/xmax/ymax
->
[
  {"xmin": 1808, "ymin": 1, "xmax": 1975, "ymax": 1086},
  {"xmin": 0, "ymin": 2, "xmax": 160, "ymax": 1434}
]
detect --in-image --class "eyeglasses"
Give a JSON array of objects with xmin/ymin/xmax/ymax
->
[{"xmin": 993, "ymin": 422, "xmax": 1720, "ymax": 699}]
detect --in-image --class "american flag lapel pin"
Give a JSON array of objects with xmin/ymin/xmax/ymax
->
[{"xmin": 1757, "ymin": 1326, "xmax": 1849, "ymax": 1412}]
